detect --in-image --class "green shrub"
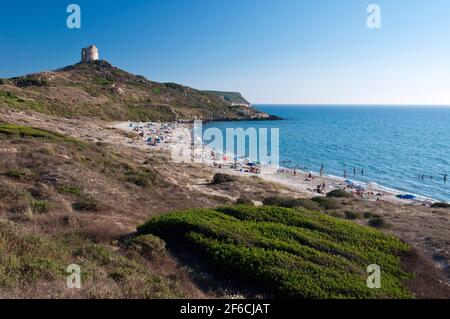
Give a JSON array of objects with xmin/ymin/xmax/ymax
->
[
  {"xmin": 124, "ymin": 166, "xmax": 157, "ymax": 187},
  {"xmin": 31, "ymin": 200, "xmax": 52, "ymax": 214},
  {"xmin": 211, "ymin": 173, "xmax": 236, "ymax": 185},
  {"xmin": 344, "ymin": 211, "xmax": 362, "ymax": 220},
  {"xmin": 327, "ymin": 189, "xmax": 353, "ymax": 198},
  {"xmin": 72, "ymin": 196, "xmax": 102, "ymax": 212},
  {"xmin": 311, "ymin": 197, "xmax": 341, "ymax": 210},
  {"xmin": 13, "ymin": 77, "xmax": 48, "ymax": 87},
  {"xmin": 369, "ymin": 218, "xmax": 387, "ymax": 228},
  {"xmin": 0, "ymin": 123, "xmax": 87, "ymax": 147},
  {"xmin": 6, "ymin": 168, "xmax": 34, "ymax": 180},
  {"xmin": 431, "ymin": 202, "xmax": 450, "ymax": 209},
  {"xmin": 262, "ymin": 197, "xmax": 320, "ymax": 210},
  {"xmin": 93, "ymin": 76, "xmax": 112, "ymax": 86},
  {"xmin": 152, "ymin": 87, "xmax": 162, "ymax": 95},
  {"xmin": 138, "ymin": 205, "xmax": 412, "ymax": 299},
  {"xmin": 236, "ymin": 197, "xmax": 254, "ymax": 206},
  {"xmin": 363, "ymin": 212, "xmax": 381, "ymax": 219},
  {"xmin": 128, "ymin": 234, "xmax": 166, "ymax": 258},
  {"xmin": 58, "ymin": 186, "xmax": 82, "ymax": 196}
]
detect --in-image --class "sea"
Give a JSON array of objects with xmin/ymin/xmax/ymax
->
[{"xmin": 204, "ymin": 105, "xmax": 450, "ymax": 202}]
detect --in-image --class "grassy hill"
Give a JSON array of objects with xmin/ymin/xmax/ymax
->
[
  {"xmin": 0, "ymin": 61, "xmax": 271, "ymax": 122},
  {"xmin": 138, "ymin": 205, "xmax": 413, "ymax": 299}
]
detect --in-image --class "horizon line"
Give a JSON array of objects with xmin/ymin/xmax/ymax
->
[{"xmin": 252, "ymin": 103, "xmax": 450, "ymax": 107}]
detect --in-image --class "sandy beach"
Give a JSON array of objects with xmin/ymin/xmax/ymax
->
[{"xmin": 114, "ymin": 121, "xmax": 437, "ymax": 207}]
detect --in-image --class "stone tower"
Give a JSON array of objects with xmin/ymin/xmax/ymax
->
[{"xmin": 81, "ymin": 45, "xmax": 99, "ymax": 63}]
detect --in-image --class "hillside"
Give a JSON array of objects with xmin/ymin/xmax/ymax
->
[
  {"xmin": 202, "ymin": 91, "xmax": 251, "ymax": 106},
  {"xmin": 0, "ymin": 61, "xmax": 273, "ymax": 122},
  {"xmin": 0, "ymin": 120, "xmax": 296, "ymax": 298}
]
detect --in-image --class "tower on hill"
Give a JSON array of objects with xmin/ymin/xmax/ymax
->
[{"xmin": 81, "ymin": 45, "xmax": 99, "ymax": 63}]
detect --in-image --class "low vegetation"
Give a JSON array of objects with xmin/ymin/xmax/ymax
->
[
  {"xmin": 127, "ymin": 234, "xmax": 167, "ymax": 260},
  {"xmin": 431, "ymin": 202, "xmax": 450, "ymax": 209},
  {"xmin": 369, "ymin": 218, "xmax": 388, "ymax": 229},
  {"xmin": 31, "ymin": 200, "xmax": 53, "ymax": 214},
  {"xmin": 123, "ymin": 165, "xmax": 158, "ymax": 188},
  {"xmin": 311, "ymin": 196, "xmax": 342, "ymax": 210},
  {"xmin": 262, "ymin": 196, "xmax": 320, "ymax": 210},
  {"xmin": 211, "ymin": 173, "xmax": 236, "ymax": 185},
  {"xmin": 236, "ymin": 197, "xmax": 255, "ymax": 206},
  {"xmin": 344, "ymin": 211, "xmax": 362, "ymax": 220},
  {"xmin": 327, "ymin": 189, "xmax": 353, "ymax": 198},
  {"xmin": 5, "ymin": 168, "xmax": 35, "ymax": 181},
  {"xmin": 0, "ymin": 220, "xmax": 184, "ymax": 298},
  {"xmin": 72, "ymin": 195, "xmax": 103, "ymax": 212},
  {"xmin": 0, "ymin": 122, "xmax": 86, "ymax": 147},
  {"xmin": 138, "ymin": 205, "xmax": 413, "ymax": 299}
]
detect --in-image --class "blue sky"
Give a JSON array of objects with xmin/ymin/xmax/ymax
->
[{"xmin": 1, "ymin": 0, "xmax": 450, "ymax": 104}]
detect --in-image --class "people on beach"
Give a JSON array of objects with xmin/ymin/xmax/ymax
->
[
  {"xmin": 294, "ymin": 169, "xmax": 297, "ymax": 177},
  {"xmin": 320, "ymin": 164, "xmax": 324, "ymax": 177}
]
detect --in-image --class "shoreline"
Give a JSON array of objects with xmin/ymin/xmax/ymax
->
[{"xmin": 114, "ymin": 121, "xmax": 440, "ymax": 207}]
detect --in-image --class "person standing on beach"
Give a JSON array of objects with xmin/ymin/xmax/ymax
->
[
  {"xmin": 320, "ymin": 164, "xmax": 324, "ymax": 177},
  {"xmin": 294, "ymin": 169, "xmax": 297, "ymax": 177},
  {"xmin": 361, "ymin": 168, "xmax": 364, "ymax": 176}
]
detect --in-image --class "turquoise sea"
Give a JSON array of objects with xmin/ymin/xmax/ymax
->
[{"xmin": 205, "ymin": 105, "xmax": 450, "ymax": 202}]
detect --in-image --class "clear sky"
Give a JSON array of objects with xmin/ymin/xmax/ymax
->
[{"xmin": 1, "ymin": 0, "xmax": 450, "ymax": 105}]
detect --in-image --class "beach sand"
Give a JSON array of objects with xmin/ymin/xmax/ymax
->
[{"xmin": 114, "ymin": 121, "xmax": 436, "ymax": 207}]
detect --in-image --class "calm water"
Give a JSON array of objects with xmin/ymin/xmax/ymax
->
[{"xmin": 205, "ymin": 105, "xmax": 450, "ymax": 202}]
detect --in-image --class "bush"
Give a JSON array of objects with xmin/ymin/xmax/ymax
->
[
  {"xmin": 311, "ymin": 197, "xmax": 341, "ymax": 210},
  {"xmin": 369, "ymin": 218, "xmax": 387, "ymax": 228},
  {"xmin": 263, "ymin": 197, "xmax": 320, "ymax": 210},
  {"xmin": 31, "ymin": 200, "xmax": 52, "ymax": 214},
  {"xmin": 327, "ymin": 189, "xmax": 353, "ymax": 198},
  {"xmin": 128, "ymin": 234, "xmax": 166, "ymax": 259},
  {"xmin": 344, "ymin": 211, "xmax": 362, "ymax": 220},
  {"xmin": 431, "ymin": 202, "xmax": 450, "ymax": 209},
  {"xmin": 138, "ymin": 205, "xmax": 412, "ymax": 299},
  {"xmin": 0, "ymin": 79, "xmax": 6, "ymax": 85},
  {"xmin": 72, "ymin": 196, "xmax": 102, "ymax": 212},
  {"xmin": 58, "ymin": 186, "xmax": 81, "ymax": 196},
  {"xmin": 13, "ymin": 77, "xmax": 48, "ymax": 87},
  {"xmin": 236, "ymin": 197, "xmax": 254, "ymax": 206},
  {"xmin": 124, "ymin": 166, "xmax": 158, "ymax": 187},
  {"xmin": 211, "ymin": 173, "xmax": 236, "ymax": 185},
  {"xmin": 363, "ymin": 212, "xmax": 381, "ymax": 219},
  {"xmin": 6, "ymin": 168, "xmax": 34, "ymax": 180}
]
